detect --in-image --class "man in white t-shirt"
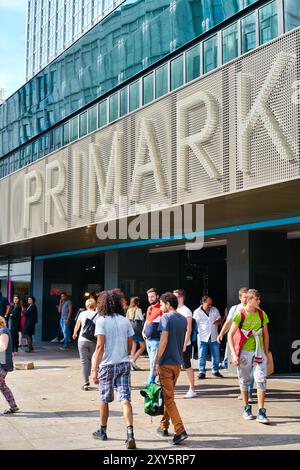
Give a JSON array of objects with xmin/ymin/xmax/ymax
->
[
  {"xmin": 91, "ymin": 289, "xmax": 136, "ymax": 450},
  {"xmin": 173, "ymin": 289, "xmax": 197, "ymax": 399},
  {"xmin": 193, "ymin": 296, "xmax": 223, "ymax": 379},
  {"xmin": 217, "ymin": 287, "xmax": 248, "ymax": 369}
]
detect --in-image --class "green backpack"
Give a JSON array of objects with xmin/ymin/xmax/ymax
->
[{"xmin": 140, "ymin": 383, "xmax": 164, "ymax": 416}]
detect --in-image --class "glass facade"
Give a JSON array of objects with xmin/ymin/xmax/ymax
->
[
  {"xmin": 0, "ymin": 258, "xmax": 31, "ymax": 303},
  {"xmin": 171, "ymin": 55, "xmax": 184, "ymax": 91},
  {"xmin": 1, "ymin": 0, "xmax": 262, "ymax": 160},
  {"xmin": 241, "ymin": 12, "xmax": 257, "ymax": 53},
  {"xmin": 222, "ymin": 22, "xmax": 239, "ymax": 64},
  {"xmin": 203, "ymin": 35, "xmax": 218, "ymax": 74},
  {"xmin": 284, "ymin": 0, "xmax": 300, "ymax": 32},
  {"xmin": 1, "ymin": 0, "xmax": 298, "ymax": 181},
  {"xmin": 259, "ymin": 1, "xmax": 278, "ymax": 45}
]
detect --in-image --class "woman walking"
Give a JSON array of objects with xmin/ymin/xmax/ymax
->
[
  {"xmin": 127, "ymin": 297, "xmax": 145, "ymax": 371},
  {"xmin": 23, "ymin": 296, "xmax": 38, "ymax": 353},
  {"xmin": 7, "ymin": 296, "xmax": 22, "ymax": 356},
  {"xmin": 72, "ymin": 298, "xmax": 97, "ymax": 390},
  {"xmin": 0, "ymin": 316, "xmax": 19, "ymax": 414}
]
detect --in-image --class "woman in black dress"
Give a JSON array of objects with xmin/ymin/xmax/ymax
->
[
  {"xmin": 23, "ymin": 296, "xmax": 38, "ymax": 353},
  {"xmin": 7, "ymin": 295, "xmax": 21, "ymax": 355}
]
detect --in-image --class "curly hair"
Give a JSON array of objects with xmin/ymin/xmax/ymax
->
[{"xmin": 97, "ymin": 289, "xmax": 125, "ymax": 317}]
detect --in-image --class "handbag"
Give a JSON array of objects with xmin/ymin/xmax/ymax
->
[
  {"xmin": 140, "ymin": 382, "xmax": 164, "ymax": 416},
  {"xmin": 81, "ymin": 313, "xmax": 98, "ymax": 342},
  {"xmin": 130, "ymin": 309, "xmax": 144, "ymax": 337}
]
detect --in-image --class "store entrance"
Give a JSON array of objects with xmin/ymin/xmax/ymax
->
[{"xmin": 42, "ymin": 254, "xmax": 104, "ymax": 340}]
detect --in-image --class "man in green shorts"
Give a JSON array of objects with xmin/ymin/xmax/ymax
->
[{"xmin": 228, "ymin": 289, "xmax": 270, "ymax": 424}]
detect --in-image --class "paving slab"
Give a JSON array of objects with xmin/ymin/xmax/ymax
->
[{"xmin": 0, "ymin": 343, "xmax": 299, "ymax": 450}]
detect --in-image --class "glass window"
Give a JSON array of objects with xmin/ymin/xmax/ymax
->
[
  {"xmin": 222, "ymin": 22, "xmax": 239, "ymax": 64},
  {"xmin": 70, "ymin": 117, "xmax": 79, "ymax": 141},
  {"xmin": 0, "ymin": 258, "xmax": 8, "ymax": 298},
  {"xmin": 203, "ymin": 35, "xmax": 218, "ymax": 74},
  {"xmin": 8, "ymin": 258, "xmax": 31, "ymax": 302},
  {"xmin": 63, "ymin": 122, "xmax": 70, "ymax": 146},
  {"xmin": 155, "ymin": 64, "xmax": 168, "ymax": 99},
  {"xmin": 99, "ymin": 100, "xmax": 107, "ymax": 128},
  {"xmin": 79, "ymin": 112, "xmax": 88, "ymax": 137},
  {"xmin": 32, "ymin": 141, "xmax": 38, "ymax": 161},
  {"xmin": 109, "ymin": 93, "xmax": 119, "ymax": 122},
  {"xmin": 241, "ymin": 12, "xmax": 256, "ymax": 54},
  {"xmin": 186, "ymin": 45, "xmax": 200, "ymax": 82},
  {"xmin": 120, "ymin": 87, "xmax": 128, "ymax": 117},
  {"xmin": 284, "ymin": 0, "xmax": 300, "ymax": 32},
  {"xmin": 129, "ymin": 80, "xmax": 140, "ymax": 112},
  {"xmin": 88, "ymin": 105, "xmax": 97, "ymax": 132},
  {"xmin": 53, "ymin": 127, "xmax": 62, "ymax": 150},
  {"xmin": 143, "ymin": 73, "xmax": 154, "ymax": 105},
  {"xmin": 259, "ymin": 1, "xmax": 278, "ymax": 45},
  {"xmin": 171, "ymin": 55, "xmax": 184, "ymax": 91}
]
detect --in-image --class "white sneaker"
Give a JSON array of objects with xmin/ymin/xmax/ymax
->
[
  {"xmin": 184, "ymin": 390, "xmax": 197, "ymax": 399},
  {"xmin": 237, "ymin": 395, "xmax": 242, "ymax": 400},
  {"xmin": 60, "ymin": 338, "xmax": 64, "ymax": 343},
  {"xmin": 51, "ymin": 337, "xmax": 59, "ymax": 343}
]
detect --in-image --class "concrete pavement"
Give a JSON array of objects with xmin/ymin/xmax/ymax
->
[{"xmin": 1, "ymin": 343, "xmax": 300, "ymax": 450}]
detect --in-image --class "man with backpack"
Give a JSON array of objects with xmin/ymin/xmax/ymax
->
[
  {"xmin": 154, "ymin": 292, "xmax": 188, "ymax": 445},
  {"xmin": 217, "ymin": 287, "xmax": 248, "ymax": 370},
  {"xmin": 228, "ymin": 289, "xmax": 270, "ymax": 424},
  {"xmin": 173, "ymin": 289, "xmax": 197, "ymax": 398}
]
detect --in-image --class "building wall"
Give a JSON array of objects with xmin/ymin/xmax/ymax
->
[{"xmin": 0, "ymin": 28, "xmax": 299, "ymax": 248}]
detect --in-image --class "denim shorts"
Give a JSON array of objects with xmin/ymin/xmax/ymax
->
[{"xmin": 98, "ymin": 361, "xmax": 131, "ymax": 404}]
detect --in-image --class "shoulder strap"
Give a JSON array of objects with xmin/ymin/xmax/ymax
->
[
  {"xmin": 239, "ymin": 308, "xmax": 246, "ymax": 328},
  {"xmin": 92, "ymin": 312, "xmax": 98, "ymax": 320},
  {"xmin": 257, "ymin": 308, "xmax": 264, "ymax": 328}
]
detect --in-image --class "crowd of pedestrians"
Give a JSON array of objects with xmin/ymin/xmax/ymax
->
[{"xmin": 0, "ymin": 285, "xmax": 272, "ymax": 449}]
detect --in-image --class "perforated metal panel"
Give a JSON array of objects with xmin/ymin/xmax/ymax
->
[{"xmin": 1, "ymin": 28, "xmax": 300, "ymax": 246}]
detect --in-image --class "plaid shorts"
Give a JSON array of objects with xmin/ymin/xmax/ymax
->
[{"xmin": 98, "ymin": 361, "xmax": 131, "ymax": 404}]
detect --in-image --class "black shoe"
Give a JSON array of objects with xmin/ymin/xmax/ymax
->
[
  {"xmin": 198, "ymin": 373, "xmax": 206, "ymax": 379},
  {"xmin": 93, "ymin": 428, "xmax": 107, "ymax": 441},
  {"xmin": 157, "ymin": 427, "xmax": 169, "ymax": 437},
  {"xmin": 212, "ymin": 371, "xmax": 224, "ymax": 378},
  {"xmin": 171, "ymin": 431, "xmax": 188, "ymax": 445}
]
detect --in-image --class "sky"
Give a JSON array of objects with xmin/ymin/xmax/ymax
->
[{"xmin": 0, "ymin": 0, "xmax": 27, "ymax": 100}]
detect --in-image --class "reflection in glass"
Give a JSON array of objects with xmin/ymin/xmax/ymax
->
[
  {"xmin": 79, "ymin": 112, "xmax": 88, "ymax": 137},
  {"xmin": 63, "ymin": 122, "xmax": 70, "ymax": 145},
  {"xmin": 120, "ymin": 87, "xmax": 128, "ymax": 117},
  {"xmin": 241, "ymin": 12, "xmax": 256, "ymax": 53},
  {"xmin": 259, "ymin": 1, "xmax": 278, "ymax": 45},
  {"xmin": 186, "ymin": 45, "xmax": 200, "ymax": 82},
  {"xmin": 109, "ymin": 93, "xmax": 119, "ymax": 122},
  {"xmin": 143, "ymin": 73, "xmax": 154, "ymax": 105},
  {"xmin": 99, "ymin": 100, "xmax": 107, "ymax": 128},
  {"xmin": 284, "ymin": 0, "xmax": 300, "ymax": 32},
  {"xmin": 203, "ymin": 35, "xmax": 218, "ymax": 73},
  {"xmin": 171, "ymin": 55, "xmax": 184, "ymax": 91},
  {"xmin": 155, "ymin": 64, "xmax": 168, "ymax": 99},
  {"xmin": 222, "ymin": 22, "xmax": 239, "ymax": 64},
  {"xmin": 70, "ymin": 117, "xmax": 79, "ymax": 141},
  {"xmin": 88, "ymin": 105, "xmax": 97, "ymax": 132},
  {"xmin": 129, "ymin": 81, "xmax": 140, "ymax": 112}
]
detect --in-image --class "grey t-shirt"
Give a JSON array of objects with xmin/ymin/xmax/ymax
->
[
  {"xmin": 61, "ymin": 300, "xmax": 72, "ymax": 320},
  {"xmin": 95, "ymin": 314, "xmax": 134, "ymax": 367},
  {"xmin": 158, "ymin": 311, "xmax": 187, "ymax": 366}
]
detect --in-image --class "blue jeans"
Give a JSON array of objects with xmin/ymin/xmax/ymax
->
[
  {"xmin": 199, "ymin": 339, "xmax": 220, "ymax": 374},
  {"xmin": 146, "ymin": 339, "xmax": 160, "ymax": 385},
  {"xmin": 60, "ymin": 317, "xmax": 70, "ymax": 348}
]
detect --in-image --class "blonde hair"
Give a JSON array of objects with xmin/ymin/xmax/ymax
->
[
  {"xmin": 127, "ymin": 297, "xmax": 140, "ymax": 321},
  {"xmin": 0, "ymin": 316, "xmax": 6, "ymax": 328},
  {"xmin": 85, "ymin": 298, "xmax": 96, "ymax": 310},
  {"xmin": 246, "ymin": 289, "xmax": 260, "ymax": 302}
]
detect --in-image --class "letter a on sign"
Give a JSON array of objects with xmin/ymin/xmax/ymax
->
[
  {"xmin": 131, "ymin": 119, "xmax": 167, "ymax": 202},
  {"xmin": 177, "ymin": 91, "xmax": 221, "ymax": 191}
]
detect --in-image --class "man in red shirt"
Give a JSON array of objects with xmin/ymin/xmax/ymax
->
[{"xmin": 142, "ymin": 288, "xmax": 162, "ymax": 384}]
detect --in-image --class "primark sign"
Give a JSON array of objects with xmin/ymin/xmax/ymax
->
[{"xmin": 0, "ymin": 30, "xmax": 299, "ymax": 245}]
